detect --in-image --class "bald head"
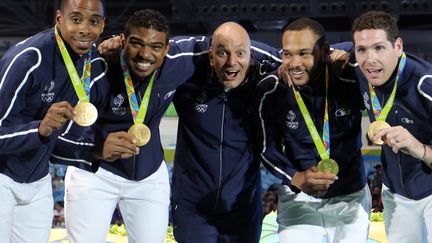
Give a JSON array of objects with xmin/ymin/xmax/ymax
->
[
  {"xmin": 209, "ymin": 22, "xmax": 253, "ymax": 90},
  {"xmin": 212, "ymin": 22, "xmax": 250, "ymax": 49}
]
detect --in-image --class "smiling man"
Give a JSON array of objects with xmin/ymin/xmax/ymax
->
[
  {"xmin": 351, "ymin": 11, "xmax": 432, "ymax": 242},
  {"xmin": 54, "ymin": 9, "xmax": 212, "ymax": 243},
  {"xmin": 0, "ymin": 0, "xmax": 106, "ymax": 242},
  {"xmin": 256, "ymin": 18, "xmax": 370, "ymax": 242}
]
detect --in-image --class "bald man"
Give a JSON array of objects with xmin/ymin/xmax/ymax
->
[{"xmin": 171, "ymin": 22, "xmax": 281, "ymax": 243}]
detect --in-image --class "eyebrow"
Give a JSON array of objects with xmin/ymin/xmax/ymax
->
[
  {"xmin": 129, "ymin": 37, "xmax": 165, "ymax": 46},
  {"xmin": 282, "ymin": 48, "xmax": 313, "ymax": 53},
  {"xmin": 69, "ymin": 11, "xmax": 103, "ymax": 19}
]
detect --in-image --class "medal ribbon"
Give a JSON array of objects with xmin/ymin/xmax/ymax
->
[
  {"xmin": 369, "ymin": 52, "xmax": 406, "ymax": 121},
  {"xmin": 54, "ymin": 25, "xmax": 91, "ymax": 102},
  {"xmin": 120, "ymin": 50, "xmax": 156, "ymax": 125},
  {"xmin": 292, "ymin": 66, "xmax": 330, "ymax": 160}
]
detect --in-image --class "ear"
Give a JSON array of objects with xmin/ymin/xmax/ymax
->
[
  {"xmin": 321, "ymin": 42, "xmax": 330, "ymax": 57},
  {"xmin": 394, "ymin": 37, "xmax": 403, "ymax": 57},
  {"xmin": 55, "ymin": 10, "xmax": 62, "ymax": 26},
  {"xmin": 208, "ymin": 48, "xmax": 214, "ymax": 67},
  {"xmin": 120, "ymin": 34, "xmax": 126, "ymax": 47},
  {"xmin": 249, "ymin": 48, "xmax": 255, "ymax": 65},
  {"xmin": 163, "ymin": 42, "xmax": 171, "ymax": 56}
]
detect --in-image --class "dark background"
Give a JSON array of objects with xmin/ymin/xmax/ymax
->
[{"xmin": 0, "ymin": 0, "xmax": 431, "ymax": 60}]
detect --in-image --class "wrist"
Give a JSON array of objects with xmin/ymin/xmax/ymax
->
[{"xmin": 420, "ymin": 144, "xmax": 432, "ymax": 168}]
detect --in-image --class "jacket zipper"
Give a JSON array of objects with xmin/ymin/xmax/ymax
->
[
  {"xmin": 25, "ymin": 146, "xmax": 48, "ymax": 183},
  {"xmin": 132, "ymin": 154, "xmax": 136, "ymax": 180},
  {"xmin": 394, "ymin": 110, "xmax": 407, "ymax": 195},
  {"xmin": 214, "ymin": 92, "xmax": 227, "ymax": 210}
]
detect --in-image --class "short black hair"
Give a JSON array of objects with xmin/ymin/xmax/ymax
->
[
  {"xmin": 59, "ymin": 0, "xmax": 106, "ymax": 16},
  {"xmin": 282, "ymin": 18, "xmax": 326, "ymax": 43},
  {"xmin": 124, "ymin": 9, "xmax": 170, "ymax": 44}
]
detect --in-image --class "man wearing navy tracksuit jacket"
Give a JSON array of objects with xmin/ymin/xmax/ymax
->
[
  {"xmin": 52, "ymin": 10, "xmax": 213, "ymax": 243},
  {"xmin": 351, "ymin": 11, "xmax": 432, "ymax": 242},
  {"xmin": 0, "ymin": 0, "xmax": 106, "ymax": 242},
  {"xmin": 54, "ymin": 18, "xmax": 281, "ymax": 242},
  {"xmin": 170, "ymin": 22, "xmax": 281, "ymax": 243},
  {"xmin": 256, "ymin": 18, "xmax": 370, "ymax": 243}
]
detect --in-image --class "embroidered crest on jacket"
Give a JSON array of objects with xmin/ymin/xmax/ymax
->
[
  {"xmin": 41, "ymin": 81, "xmax": 55, "ymax": 103},
  {"xmin": 112, "ymin": 94, "xmax": 127, "ymax": 116},
  {"xmin": 286, "ymin": 110, "xmax": 299, "ymax": 129}
]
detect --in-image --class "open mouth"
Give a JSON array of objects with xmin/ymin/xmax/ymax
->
[
  {"xmin": 366, "ymin": 68, "xmax": 382, "ymax": 78},
  {"xmin": 223, "ymin": 70, "xmax": 240, "ymax": 81}
]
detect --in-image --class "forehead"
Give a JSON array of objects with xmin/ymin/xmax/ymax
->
[
  {"xmin": 126, "ymin": 27, "xmax": 168, "ymax": 44},
  {"xmin": 353, "ymin": 29, "xmax": 389, "ymax": 45},
  {"xmin": 282, "ymin": 29, "xmax": 318, "ymax": 51},
  {"xmin": 63, "ymin": 0, "xmax": 104, "ymax": 16},
  {"xmin": 212, "ymin": 29, "xmax": 249, "ymax": 49}
]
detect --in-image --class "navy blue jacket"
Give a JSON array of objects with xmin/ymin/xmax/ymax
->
[
  {"xmin": 172, "ymin": 59, "xmax": 280, "ymax": 213},
  {"xmin": 52, "ymin": 37, "xmax": 282, "ymax": 183},
  {"xmin": 353, "ymin": 53, "xmax": 432, "ymax": 200},
  {"xmin": 53, "ymin": 36, "xmax": 211, "ymax": 180},
  {"xmin": 256, "ymin": 63, "xmax": 366, "ymax": 198},
  {"xmin": 0, "ymin": 28, "xmax": 108, "ymax": 183}
]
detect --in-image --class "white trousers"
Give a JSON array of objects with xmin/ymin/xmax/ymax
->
[
  {"xmin": 0, "ymin": 173, "xmax": 53, "ymax": 243},
  {"xmin": 278, "ymin": 185, "xmax": 371, "ymax": 243},
  {"xmin": 65, "ymin": 162, "xmax": 170, "ymax": 243},
  {"xmin": 381, "ymin": 184, "xmax": 432, "ymax": 243}
]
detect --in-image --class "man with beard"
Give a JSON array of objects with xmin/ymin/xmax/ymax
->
[{"xmin": 256, "ymin": 18, "xmax": 370, "ymax": 242}]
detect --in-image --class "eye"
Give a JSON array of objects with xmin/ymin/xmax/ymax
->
[
  {"xmin": 237, "ymin": 50, "xmax": 246, "ymax": 57},
  {"xmin": 300, "ymin": 52, "xmax": 312, "ymax": 58},
  {"xmin": 282, "ymin": 51, "xmax": 292, "ymax": 58},
  {"xmin": 374, "ymin": 45, "xmax": 384, "ymax": 52},
  {"xmin": 90, "ymin": 18, "xmax": 101, "ymax": 26},
  {"xmin": 355, "ymin": 47, "xmax": 366, "ymax": 54},
  {"xmin": 151, "ymin": 44, "xmax": 163, "ymax": 51},
  {"xmin": 71, "ymin": 17, "xmax": 81, "ymax": 24},
  {"xmin": 216, "ymin": 50, "xmax": 227, "ymax": 57}
]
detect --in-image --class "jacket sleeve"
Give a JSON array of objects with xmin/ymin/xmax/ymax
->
[
  {"xmin": 255, "ymin": 73, "xmax": 298, "ymax": 185},
  {"xmin": 0, "ymin": 47, "xmax": 47, "ymax": 154},
  {"xmin": 251, "ymin": 40, "xmax": 282, "ymax": 64}
]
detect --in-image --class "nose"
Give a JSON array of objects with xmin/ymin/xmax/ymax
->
[
  {"xmin": 138, "ymin": 46, "xmax": 152, "ymax": 59},
  {"xmin": 365, "ymin": 49, "xmax": 378, "ymax": 64},
  {"xmin": 226, "ymin": 54, "xmax": 237, "ymax": 66},
  {"xmin": 288, "ymin": 54, "xmax": 302, "ymax": 68},
  {"xmin": 78, "ymin": 22, "xmax": 91, "ymax": 35}
]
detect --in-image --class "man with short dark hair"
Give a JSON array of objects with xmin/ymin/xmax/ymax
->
[
  {"xmin": 0, "ymin": 0, "xmax": 106, "ymax": 242},
  {"xmin": 256, "ymin": 18, "xmax": 370, "ymax": 242},
  {"xmin": 351, "ymin": 10, "xmax": 432, "ymax": 242}
]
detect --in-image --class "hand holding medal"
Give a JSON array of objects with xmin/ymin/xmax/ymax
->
[{"xmin": 367, "ymin": 120, "xmax": 390, "ymax": 145}]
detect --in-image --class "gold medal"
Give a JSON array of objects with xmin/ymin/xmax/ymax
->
[
  {"xmin": 128, "ymin": 124, "xmax": 151, "ymax": 146},
  {"xmin": 367, "ymin": 121, "xmax": 390, "ymax": 145},
  {"xmin": 317, "ymin": 158, "xmax": 339, "ymax": 175},
  {"xmin": 73, "ymin": 102, "xmax": 98, "ymax": 127}
]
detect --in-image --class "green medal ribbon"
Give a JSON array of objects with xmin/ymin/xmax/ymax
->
[
  {"xmin": 292, "ymin": 66, "xmax": 330, "ymax": 160},
  {"xmin": 369, "ymin": 52, "xmax": 407, "ymax": 121},
  {"xmin": 54, "ymin": 25, "xmax": 91, "ymax": 102},
  {"xmin": 119, "ymin": 50, "xmax": 156, "ymax": 125}
]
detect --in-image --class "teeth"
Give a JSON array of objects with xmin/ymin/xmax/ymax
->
[
  {"xmin": 292, "ymin": 70, "xmax": 305, "ymax": 75},
  {"xmin": 136, "ymin": 62, "xmax": 150, "ymax": 68}
]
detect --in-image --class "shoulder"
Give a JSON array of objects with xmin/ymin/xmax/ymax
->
[
  {"xmin": 166, "ymin": 36, "xmax": 210, "ymax": 58},
  {"xmin": 405, "ymin": 54, "xmax": 432, "ymax": 101}
]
